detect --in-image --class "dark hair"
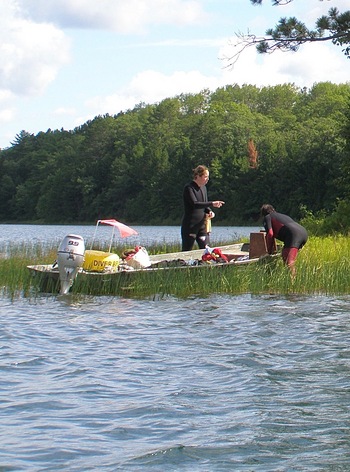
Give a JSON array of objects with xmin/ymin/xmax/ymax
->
[
  {"xmin": 260, "ymin": 204, "xmax": 275, "ymax": 216},
  {"xmin": 192, "ymin": 165, "xmax": 209, "ymax": 178}
]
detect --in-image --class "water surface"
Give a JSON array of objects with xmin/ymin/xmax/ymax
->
[
  {"xmin": 1, "ymin": 294, "xmax": 350, "ymax": 471},
  {"xmin": 0, "ymin": 224, "xmax": 261, "ymax": 248}
]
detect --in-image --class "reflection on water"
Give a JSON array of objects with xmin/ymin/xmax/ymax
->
[{"xmin": 1, "ymin": 293, "xmax": 350, "ymax": 470}]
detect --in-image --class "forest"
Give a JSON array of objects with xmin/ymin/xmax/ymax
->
[{"xmin": 0, "ymin": 81, "xmax": 349, "ymax": 232}]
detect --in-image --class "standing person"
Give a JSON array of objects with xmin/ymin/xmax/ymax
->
[
  {"xmin": 181, "ymin": 165, "xmax": 225, "ymax": 251},
  {"xmin": 260, "ymin": 204, "xmax": 308, "ymax": 276}
]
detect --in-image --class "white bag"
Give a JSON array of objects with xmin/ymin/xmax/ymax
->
[{"xmin": 126, "ymin": 247, "xmax": 151, "ymax": 269}]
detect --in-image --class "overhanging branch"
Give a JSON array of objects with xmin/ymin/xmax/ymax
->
[{"xmin": 222, "ymin": 30, "xmax": 350, "ymax": 68}]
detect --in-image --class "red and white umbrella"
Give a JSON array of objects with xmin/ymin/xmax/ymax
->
[{"xmin": 91, "ymin": 219, "xmax": 138, "ymax": 252}]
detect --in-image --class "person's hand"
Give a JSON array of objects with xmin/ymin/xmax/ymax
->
[
  {"xmin": 209, "ymin": 210, "xmax": 215, "ymax": 219},
  {"xmin": 212, "ymin": 201, "xmax": 225, "ymax": 208}
]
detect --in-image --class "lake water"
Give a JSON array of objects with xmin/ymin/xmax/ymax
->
[
  {"xmin": 0, "ymin": 223, "xmax": 262, "ymax": 248},
  {"xmin": 1, "ymin": 225, "xmax": 350, "ymax": 471}
]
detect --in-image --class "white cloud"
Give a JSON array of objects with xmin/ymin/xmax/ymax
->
[
  {"xmin": 127, "ymin": 70, "xmax": 220, "ymax": 100},
  {"xmin": 0, "ymin": 90, "xmax": 14, "ymax": 102},
  {"xmin": 0, "ymin": 90, "xmax": 16, "ymax": 125},
  {"xmin": 220, "ymin": 35, "xmax": 349, "ymax": 89},
  {"xmin": 0, "ymin": 0, "xmax": 70, "ymax": 96},
  {"xmin": 17, "ymin": 0, "xmax": 207, "ymax": 33},
  {"xmin": 0, "ymin": 108, "xmax": 16, "ymax": 123},
  {"xmin": 307, "ymin": 0, "xmax": 350, "ymax": 18},
  {"xmin": 85, "ymin": 69, "xmax": 223, "ymax": 118},
  {"xmin": 75, "ymin": 34, "xmax": 350, "ymax": 126},
  {"xmin": 275, "ymin": 44, "xmax": 349, "ymax": 86},
  {"xmin": 53, "ymin": 107, "xmax": 77, "ymax": 116}
]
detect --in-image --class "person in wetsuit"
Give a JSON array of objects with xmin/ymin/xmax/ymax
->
[
  {"xmin": 260, "ymin": 204, "xmax": 308, "ymax": 276},
  {"xmin": 181, "ymin": 165, "xmax": 225, "ymax": 251}
]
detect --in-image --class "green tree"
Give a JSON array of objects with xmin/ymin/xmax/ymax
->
[
  {"xmin": 0, "ymin": 82, "xmax": 348, "ymax": 226},
  {"xmin": 0, "ymin": 174, "xmax": 15, "ymax": 219},
  {"xmin": 100, "ymin": 106, "xmax": 151, "ymax": 221},
  {"xmin": 34, "ymin": 131, "xmax": 85, "ymax": 222}
]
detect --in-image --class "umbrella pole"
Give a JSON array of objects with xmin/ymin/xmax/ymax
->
[
  {"xmin": 90, "ymin": 220, "xmax": 100, "ymax": 250},
  {"xmin": 108, "ymin": 227, "xmax": 115, "ymax": 253}
]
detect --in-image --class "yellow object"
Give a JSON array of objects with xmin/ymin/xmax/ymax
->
[
  {"xmin": 205, "ymin": 215, "xmax": 212, "ymax": 233},
  {"xmin": 83, "ymin": 250, "xmax": 120, "ymax": 272}
]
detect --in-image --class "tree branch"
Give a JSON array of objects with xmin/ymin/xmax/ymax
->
[{"xmin": 223, "ymin": 6, "xmax": 350, "ymax": 66}]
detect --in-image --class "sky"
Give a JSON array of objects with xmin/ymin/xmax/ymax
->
[{"xmin": 0, "ymin": 0, "xmax": 348, "ymax": 149}]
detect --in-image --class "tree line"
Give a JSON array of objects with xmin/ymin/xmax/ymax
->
[{"xmin": 0, "ymin": 82, "xmax": 349, "ymax": 231}]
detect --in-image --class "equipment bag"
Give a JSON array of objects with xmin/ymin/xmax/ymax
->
[{"xmin": 125, "ymin": 246, "xmax": 151, "ymax": 269}]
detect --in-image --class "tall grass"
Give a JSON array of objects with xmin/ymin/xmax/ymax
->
[
  {"xmin": 0, "ymin": 241, "xmax": 57, "ymax": 299},
  {"xmin": 126, "ymin": 235, "xmax": 350, "ymax": 297},
  {"xmin": 1, "ymin": 236, "xmax": 350, "ymax": 299}
]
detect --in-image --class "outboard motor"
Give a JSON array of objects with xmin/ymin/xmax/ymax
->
[{"xmin": 57, "ymin": 234, "xmax": 85, "ymax": 294}]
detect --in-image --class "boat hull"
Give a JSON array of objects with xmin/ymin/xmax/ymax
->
[{"xmin": 27, "ymin": 241, "xmax": 278, "ymax": 296}]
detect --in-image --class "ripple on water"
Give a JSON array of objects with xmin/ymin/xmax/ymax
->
[{"xmin": 1, "ymin": 294, "xmax": 350, "ymax": 470}]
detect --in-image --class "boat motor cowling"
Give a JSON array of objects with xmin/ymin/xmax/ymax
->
[{"xmin": 57, "ymin": 234, "xmax": 85, "ymax": 294}]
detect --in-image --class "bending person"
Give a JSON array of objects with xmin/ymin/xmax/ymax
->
[
  {"xmin": 260, "ymin": 203, "xmax": 308, "ymax": 276},
  {"xmin": 181, "ymin": 165, "xmax": 225, "ymax": 251}
]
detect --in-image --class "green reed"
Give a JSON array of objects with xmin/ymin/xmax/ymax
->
[
  {"xmin": 2, "ymin": 236, "xmax": 350, "ymax": 299},
  {"xmin": 0, "ymin": 241, "xmax": 56, "ymax": 299},
  {"xmin": 70, "ymin": 236, "xmax": 350, "ymax": 298}
]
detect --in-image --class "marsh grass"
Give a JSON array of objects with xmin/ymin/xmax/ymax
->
[
  {"xmin": 0, "ymin": 241, "xmax": 60, "ymax": 298},
  {"xmin": 1, "ymin": 236, "xmax": 350, "ymax": 299}
]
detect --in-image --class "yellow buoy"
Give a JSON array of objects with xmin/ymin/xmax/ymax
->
[{"xmin": 83, "ymin": 250, "xmax": 120, "ymax": 272}]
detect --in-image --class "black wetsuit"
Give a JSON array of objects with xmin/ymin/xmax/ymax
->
[
  {"xmin": 181, "ymin": 181, "xmax": 212, "ymax": 251},
  {"xmin": 263, "ymin": 211, "xmax": 308, "ymax": 249}
]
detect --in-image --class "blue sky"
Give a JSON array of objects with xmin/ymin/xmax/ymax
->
[{"xmin": 0, "ymin": 0, "xmax": 348, "ymax": 149}]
